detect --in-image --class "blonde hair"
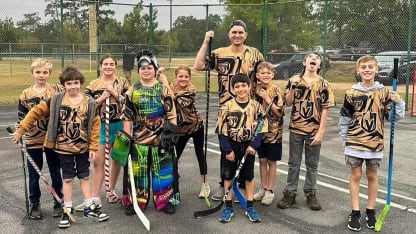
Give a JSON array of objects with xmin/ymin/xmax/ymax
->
[
  {"xmin": 256, "ymin": 61, "xmax": 274, "ymax": 72},
  {"xmin": 356, "ymin": 55, "xmax": 378, "ymax": 70},
  {"xmin": 30, "ymin": 58, "xmax": 53, "ymax": 74},
  {"xmin": 174, "ymin": 66, "xmax": 192, "ymax": 77}
]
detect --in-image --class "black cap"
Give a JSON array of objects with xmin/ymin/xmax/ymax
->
[{"xmin": 136, "ymin": 49, "xmax": 158, "ymax": 70}]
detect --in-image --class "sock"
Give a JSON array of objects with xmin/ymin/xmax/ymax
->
[
  {"xmin": 64, "ymin": 201, "xmax": 73, "ymax": 208},
  {"xmin": 351, "ymin": 210, "xmax": 360, "ymax": 215},
  {"xmin": 366, "ymin": 208, "xmax": 375, "ymax": 215},
  {"xmin": 247, "ymin": 200, "xmax": 253, "ymax": 208},
  {"xmin": 91, "ymin": 196, "xmax": 101, "ymax": 205},
  {"xmin": 225, "ymin": 200, "xmax": 233, "ymax": 208},
  {"xmin": 84, "ymin": 198, "xmax": 92, "ymax": 208}
]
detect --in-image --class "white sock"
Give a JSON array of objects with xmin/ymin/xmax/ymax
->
[
  {"xmin": 64, "ymin": 201, "xmax": 73, "ymax": 208},
  {"xmin": 84, "ymin": 198, "xmax": 92, "ymax": 208}
]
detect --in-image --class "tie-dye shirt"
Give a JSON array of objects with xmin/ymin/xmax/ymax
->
[{"xmin": 123, "ymin": 82, "xmax": 176, "ymax": 145}]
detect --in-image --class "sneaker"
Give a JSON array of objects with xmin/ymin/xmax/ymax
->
[
  {"xmin": 211, "ymin": 186, "xmax": 224, "ymax": 201},
  {"xmin": 365, "ymin": 209, "xmax": 376, "ymax": 229},
  {"xmin": 75, "ymin": 202, "xmax": 102, "ymax": 212},
  {"xmin": 219, "ymin": 207, "xmax": 234, "ymax": 223},
  {"xmin": 305, "ymin": 192, "xmax": 321, "ymax": 210},
  {"xmin": 276, "ymin": 191, "xmax": 296, "ymax": 209},
  {"xmin": 58, "ymin": 207, "xmax": 73, "ymax": 229},
  {"xmin": 52, "ymin": 202, "xmax": 63, "ymax": 217},
  {"xmin": 106, "ymin": 190, "xmax": 120, "ymax": 203},
  {"xmin": 29, "ymin": 202, "xmax": 42, "ymax": 219},
  {"xmin": 245, "ymin": 206, "xmax": 261, "ymax": 222},
  {"xmin": 125, "ymin": 205, "xmax": 135, "ymax": 216},
  {"xmin": 348, "ymin": 211, "xmax": 361, "ymax": 231},
  {"xmin": 84, "ymin": 204, "xmax": 109, "ymax": 222},
  {"xmin": 254, "ymin": 188, "xmax": 266, "ymax": 201},
  {"xmin": 163, "ymin": 202, "xmax": 176, "ymax": 214},
  {"xmin": 261, "ymin": 190, "xmax": 275, "ymax": 206},
  {"xmin": 198, "ymin": 183, "xmax": 211, "ymax": 198}
]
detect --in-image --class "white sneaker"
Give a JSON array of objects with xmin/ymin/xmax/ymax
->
[
  {"xmin": 211, "ymin": 185, "xmax": 224, "ymax": 201},
  {"xmin": 75, "ymin": 202, "xmax": 102, "ymax": 212},
  {"xmin": 254, "ymin": 188, "xmax": 266, "ymax": 201},
  {"xmin": 198, "ymin": 183, "xmax": 211, "ymax": 198},
  {"xmin": 261, "ymin": 190, "xmax": 275, "ymax": 206}
]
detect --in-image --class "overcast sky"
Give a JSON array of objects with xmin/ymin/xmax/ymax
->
[{"xmin": 1, "ymin": 0, "xmax": 224, "ymax": 30}]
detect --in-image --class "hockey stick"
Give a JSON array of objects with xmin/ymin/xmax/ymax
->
[
  {"xmin": 104, "ymin": 97, "xmax": 119, "ymax": 203},
  {"xmin": 16, "ymin": 135, "xmax": 30, "ymax": 224},
  {"xmin": 169, "ymin": 146, "xmax": 181, "ymax": 206},
  {"xmin": 194, "ymin": 101, "xmax": 272, "ymax": 218},
  {"xmin": 127, "ymin": 154, "xmax": 151, "ymax": 231},
  {"xmin": 375, "ymin": 58, "xmax": 398, "ymax": 232},
  {"xmin": 231, "ymin": 100, "xmax": 274, "ymax": 209},
  {"xmin": 7, "ymin": 127, "xmax": 76, "ymax": 223},
  {"xmin": 201, "ymin": 37, "xmax": 213, "ymax": 208}
]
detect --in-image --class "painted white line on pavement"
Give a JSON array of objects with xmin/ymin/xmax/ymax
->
[{"xmin": 192, "ymin": 142, "xmax": 416, "ymax": 213}]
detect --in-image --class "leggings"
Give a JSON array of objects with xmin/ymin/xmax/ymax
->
[{"xmin": 175, "ymin": 126, "xmax": 207, "ymax": 175}]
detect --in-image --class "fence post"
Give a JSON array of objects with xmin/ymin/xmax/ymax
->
[
  {"xmin": 148, "ymin": 3, "xmax": 154, "ymax": 53},
  {"xmin": 405, "ymin": 0, "xmax": 414, "ymax": 110},
  {"xmin": 59, "ymin": 0, "xmax": 64, "ymax": 69},
  {"xmin": 262, "ymin": 1, "xmax": 268, "ymax": 56}
]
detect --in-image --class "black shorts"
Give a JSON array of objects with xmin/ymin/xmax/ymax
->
[
  {"xmin": 257, "ymin": 141, "xmax": 282, "ymax": 161},
  {"xmin": 59, "ymin": 152, "xmax": 90, "ymax": 180},
  {"xmin": 221, "ymin": 141, "xmax": 255, "ymax": 181}
]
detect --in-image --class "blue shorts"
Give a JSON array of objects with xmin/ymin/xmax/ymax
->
[
  {"xmin": 99, "ymin": 120, "xmax": 124, "ymax": 145},
  {"xmin": 257, "ymin": 141, "xmax": 282, "ymax": 161}
]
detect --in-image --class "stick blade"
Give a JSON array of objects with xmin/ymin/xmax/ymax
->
[
  {"xmin": 193, "ymin": 201, "xmax": 223, "ymax": 218},
  {"xmin": 375, "ymin": 205, "xmax": 390, "ymax": 232}
]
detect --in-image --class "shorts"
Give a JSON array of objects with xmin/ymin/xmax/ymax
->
[
  {"xmin": 345, "ymin": 155, "xmax": 381, "ymax": 169},
  {"xmin": 222, "ymin": 141, "xmax": 255, "ymax": 181},
  {"xmin": 59, "ymin": 152, "xmax": 90, "ymax": 179},
  {"xmin": 100, "ymin": 120, "xmax": 124, "ymax": 145},
  {"xmin": 257, "ymin": 141, "xmax": 282, "ymax": 161}
]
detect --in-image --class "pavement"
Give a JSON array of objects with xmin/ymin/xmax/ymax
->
[{"xmin": 0, "ymin": 97, "xmax": 415, "ymax": 234}]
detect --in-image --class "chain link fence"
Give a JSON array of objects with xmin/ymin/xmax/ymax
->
[{"xmin": 1, "ymin": 0, "xmax": 415, "ymax": 106}]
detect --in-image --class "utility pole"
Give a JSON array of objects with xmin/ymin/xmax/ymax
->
[{"xmin": 168, "ymin": 0, "xmax": 173, "ymax": 67}]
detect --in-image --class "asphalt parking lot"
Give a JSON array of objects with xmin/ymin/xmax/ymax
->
[{"xmin": 1, "ymin": 95, "xmax": 416, "ymax": 234}]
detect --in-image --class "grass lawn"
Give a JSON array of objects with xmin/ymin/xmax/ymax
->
[{"xmin": 0, "ymin": 57, "xmax": 410, "ymax": 105}]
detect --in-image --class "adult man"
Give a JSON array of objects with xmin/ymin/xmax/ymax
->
[{"xmin": 194, "ymin": 20, "xmax": 264, "ymax": 200}]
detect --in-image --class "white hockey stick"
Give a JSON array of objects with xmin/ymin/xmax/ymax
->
[{"xmin": 128, "ymin": 155, "xmax": 150, "ymax": 231}]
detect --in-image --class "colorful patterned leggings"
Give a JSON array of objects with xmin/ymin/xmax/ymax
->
[{"xmin": 127, "ymin": 144, "xmax": 174, "ymax": 211}]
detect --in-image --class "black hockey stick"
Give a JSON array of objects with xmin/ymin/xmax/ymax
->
[
  {"xmin": 194, "ymin": 101, "xmax": 273, "ymax": 218},
  {"xmin": 201, "ymin": 37, "xmax": 213, "ymax": 208},
  {"xmin": 7, "ymin": 127, "xmax": 76, "ymax": 223}
]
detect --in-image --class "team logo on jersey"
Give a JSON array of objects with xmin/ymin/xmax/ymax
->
[
  {"xmin": 360, "ymin": 111, "xmax": 377, "ymax": 133},
  {"xmin": 299, "ymin": 100, "xmax": 314, "ymax": 119}
]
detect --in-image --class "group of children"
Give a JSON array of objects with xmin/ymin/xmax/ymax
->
[{"xmin": 10, "ymin": 46, "xmax": 405, "ymax": 232}]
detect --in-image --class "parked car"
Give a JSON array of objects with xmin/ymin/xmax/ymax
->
[
  {"xmin": 273, "ymin": 52, "xmax": 330, "ymax": 79},
  {"xmin": 355, "ymin": 51, "xmax": 416, "ymax": 85},
  {"xmin": 311, "ymin": 45, "xmax": 354, "ymax": 61},
  {"xmin": 347, "ymin": 41, "xmax": 377, "ymax": 61}
]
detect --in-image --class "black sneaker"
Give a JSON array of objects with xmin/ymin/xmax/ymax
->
[
  {"xmin": 276, "ymin": 191, "xmax": 296, "ymax": 209},
  {"xmin": 52, "ymin": 202, "xmax": 63, "ymax": 217},
  {"xmin": 125, "ymin": 205, "xmax": 135, "ymax": 216},
  {"xmin": 305, "ymin": 193, "xmax": 321, "ymax": 210},
  {"xmin": 84, "ymin": 203, "xmax": 109, "ymax": 222},
  {"xmin": 163, "ymin": 203, "xmax": 175, "ymax": 214},
  {"xmin": 365, "ymin": 209, "xmax": 376, "ymax": 229},
  {"xmin": 29, "ymin": 202, "xmax": 42, "ymax": 219},
  {"xmin": 347, "ymin": 211, "xmax": 361, "ymax": 232},
  {"xmin": 58, "ymin": 207, "xmax": 73, "ymax": 229}
]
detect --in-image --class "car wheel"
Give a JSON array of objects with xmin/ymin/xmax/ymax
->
[{"xmin": 282, "ymin": 69, "xmax": 290, "ymax": 79}]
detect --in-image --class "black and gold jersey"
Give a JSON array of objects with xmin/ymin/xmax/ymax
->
[
  {"xmin": 285, "ymin": 75, "xmax": 335, "ymax": 136},
  {"xmin": 17, "ymin": 83, "xmax": 64, "ymax": 149},
  {"xmin": 170, "ymin": 83, "xmax": 203, "ymax": 135},
  {"xmin": 217, "ymin": 99, "xmax": 268, "ymax": 142},
  {"xmin": 85, "ymin": 76, "xmax": 130, "ymax": 122},
  {"xmin": 341, "ymin": 87, "xmax": 392, "ymax": 152},
  {"xmin": 213, "ymin": 46, "xmax": 263, "ymax": 106}
]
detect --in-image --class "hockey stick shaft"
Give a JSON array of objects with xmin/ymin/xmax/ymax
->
[
  {"xmin": 194, "ymin": 101, "xmax": 272, "ymax": 218},
  {"xmin": 104, "ymin": 97, "xmax": 119, "ymax": 202},
  {"xmin": 128, "ymin": 155, "xmax": 151, "ymax": 231},
  {"xmin": 375, "ymin": 58, "xmax": 398, "ymax": 232},
  {"xmin": 7, "ymin": 127, "xmax": 76, "ymax": 222},
  {"xmin": 17, "ymin": 136, "xmax": 30, "ymax": 224},
  {"xmin": 230, "ymin": 101, "xmax": 274, "ymax": 208}
]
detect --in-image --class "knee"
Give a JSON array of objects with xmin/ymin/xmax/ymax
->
[{"xmin": 366, "ymin": 169, "xmax": 378, "ymax": 182}]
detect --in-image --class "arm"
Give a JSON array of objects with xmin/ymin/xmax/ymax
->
[
  {"xmin": 13, "ymin": 101, "xmax": 49, "ymax": 143},
  {"xmin": 311, "ymin": 107, "xmax": 329, "ymax": 146},
  {"xmin": 284, "ymin": 78, "xmax": 300, "ymax": 107},
  {"xmin": 194, "ymin": 31, "xmax": 214, "ymax": 71}
]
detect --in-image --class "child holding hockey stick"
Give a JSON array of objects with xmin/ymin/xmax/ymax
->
[
  {"xmin": 84, "ymin": 55, "xmax": 130, "ymax": 209},
  {"xmin": 12, "ymin": 65, "xmax": 109, "ymax": 229},
  {"xmin": 16, "ymin": 58, "xmax": 64, "ymax": 219},
  {"xmin": 252, "ymin": 61, "xmax": 284, "ymax": 206},
  {"xmin": 217, "ymin": 73, "xmax": 268, "ymax": 223},
  {"xmin": 277, "ymin": 52, "xmax": 335, "ymax": 211},
  {"xmin": 339, "ymin": 55, "xmax": 405, "ymax": 231},
  {"xmin": 122, "ymin": 49, "xmax": 178, "ymax": 215},
  {"xmin": 169, "ymin": 66, "xmax": 210, "ymax": 199}
]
